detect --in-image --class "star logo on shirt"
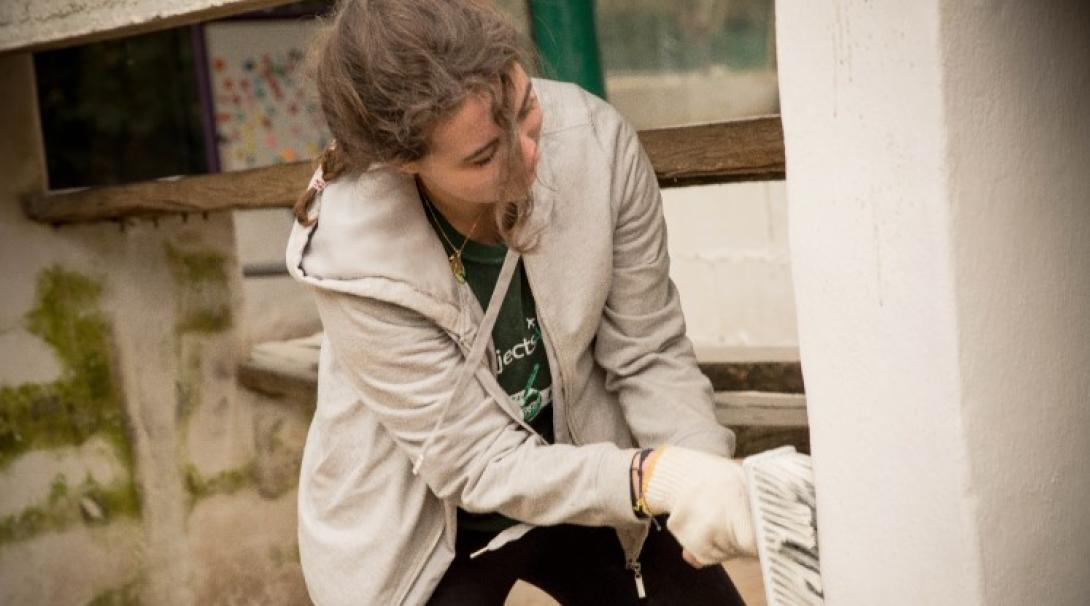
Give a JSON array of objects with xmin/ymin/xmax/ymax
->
[{"xmin": 526, "ymin": 317, "xmax": 537, "ymax": 331}]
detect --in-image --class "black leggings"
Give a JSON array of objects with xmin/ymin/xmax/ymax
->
[{"xmin": 427, "ymin": 522, "xmax": 746, "ymax": 605}]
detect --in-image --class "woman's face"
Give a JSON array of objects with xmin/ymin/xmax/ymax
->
[{"xmin": 405, "ymin": 63, "xmax": 543, "ymax": 213}]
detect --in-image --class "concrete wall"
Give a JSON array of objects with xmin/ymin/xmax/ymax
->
[
  {"xmin": 663, "ymin": 182, "xmax": 798, "ymax": 361},
  {"xmin": 0, "ymin": 52, "xmax": 309, "ymax": 605},
  {"xmin": 0, "ymin": 0, "xmax": 292, "ymax": 53},
  {"xmin": 234, "ymin": 209, "xmax": 321, "ymax": 348},
  {"xmin": 941, "ymin": 3, "xmax": 1090, "ymax": 604},
  {"xmin": 776, "ymin": 0, "xmax": 1090, "ymax": 603}
]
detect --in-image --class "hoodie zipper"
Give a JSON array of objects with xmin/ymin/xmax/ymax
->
[
  {"xmin": 626, "ymin": 558, "xmax": 647, "ymax": 599},
  {"xmin": 522, "ymin": 262, "xmax": 581, "ymax": 445},
  {"xmin": 525, "ymin": 259, "xmax": 653, "ymax": 594}
]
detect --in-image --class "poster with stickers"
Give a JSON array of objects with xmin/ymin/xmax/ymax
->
[{"xmin": 201, "ymin": 19, "xmax": 330, "ymax": 171}]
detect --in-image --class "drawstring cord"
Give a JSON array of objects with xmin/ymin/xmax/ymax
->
[{"xmin": 413, "ymin": 248, "xmax": 522, "ymax": 475}]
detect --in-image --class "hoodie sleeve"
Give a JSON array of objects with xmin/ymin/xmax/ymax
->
[
  {"xmin": 311, "ymin": 288, "xmax": 640, "ymax": 526},
  {"xmin": 586, "ymin": 95, "xmax": 736, "ymax": 458}
]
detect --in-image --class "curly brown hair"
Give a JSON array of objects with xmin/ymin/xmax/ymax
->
[{"xmin": 295, "ymin": 0, "xmax": 538, "ymax": 248}]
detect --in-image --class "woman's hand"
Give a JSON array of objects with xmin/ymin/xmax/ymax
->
[{"xmin": 642, "ymin": 447, "xmax": 757, "ymax": 566}]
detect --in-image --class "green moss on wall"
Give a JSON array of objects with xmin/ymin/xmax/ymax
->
[
  {"xmin": 165, "ymin": 244, "xmax": 228, "ymax": 286},
  {"xmin": 83, "ymin": 476, "xmax": 141, "ymax": 520},
  {"xmin": 0, "ymin": 267, "xmax": 140, "ymax": 544},
  {"xmin": 0, "ymin": 267, "xmax": 134, "ymax": 476},
  {"xmin": 86, "ymin": 576, "xmax": 142, "ymax": 606},
  {"xmin": 49, "ymin": 474, "xmax": 69, "ymax": 504},
  {"xmin": 184, "ymin": 462, "xmax": 254, "ymax": 503},
  {"xmin": 175, "ymin": 344, "xmax": 201, "ymax": 423},
  {"xmin": 0, "ymin": 499, "xmax": 69, "ymax": 544},
  {"xmin": 165, "ymin": 244, "xmax": 234, "ymax": 334},
  {"xmin": 176, "ymin": 307, "xmax": 233, "ymax": 334},
  {"xmin": 0, "ymin": 474, "xmax": 138, "ymax": 545}
]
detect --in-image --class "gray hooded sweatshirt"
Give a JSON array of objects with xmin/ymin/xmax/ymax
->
[{"xmin": 285, "ymin": 79, "xmax": 734, "ymax": 605}]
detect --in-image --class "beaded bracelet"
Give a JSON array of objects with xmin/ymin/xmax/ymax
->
[
  {"xmin": 639, "ymin": 448, "xmax": 666, "ymax": 517},
  {"xmin": 630, "ymin": 448, "xmax": 654, "ymax": 519}
]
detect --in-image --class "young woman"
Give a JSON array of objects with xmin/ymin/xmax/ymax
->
[{"xmin": 286, "ymin": 1, "xmax": 756, "ymax": 604}]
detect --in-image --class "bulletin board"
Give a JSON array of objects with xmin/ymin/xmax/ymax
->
[{"xmin": 199, "ymin": 19, "xmax": 330, "ymax": 171}]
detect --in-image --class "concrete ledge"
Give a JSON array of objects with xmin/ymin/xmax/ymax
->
[
  {"xmin": 237, "ymin": 333, "xmax": 320, "ymax": 404},
  {"xmin": 0, "ymin": 0, "xmax": 294, "ymax": 54}
]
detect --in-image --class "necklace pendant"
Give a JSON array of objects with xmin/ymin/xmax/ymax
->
[{"xmin": 449, "ymin": 253, "xmax": 466, "ymax": 283}]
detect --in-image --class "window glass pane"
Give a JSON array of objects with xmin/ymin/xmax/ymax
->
[
  {"xmin": 35, "ymin": 28, "xmax": 207, "ymax": 189},
  {"xmin": 596, "ymin": 0, "xmax": 778, "ymax": 129}
]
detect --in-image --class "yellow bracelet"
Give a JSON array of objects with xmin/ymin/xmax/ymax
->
[{"xmin": 637, "ymin": 447, "xmax": 667, "ymax": 517}]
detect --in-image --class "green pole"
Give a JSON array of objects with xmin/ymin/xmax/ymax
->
[{"xmin": 528, "ymin": 0, "xmax": 607, "ymax": 99}]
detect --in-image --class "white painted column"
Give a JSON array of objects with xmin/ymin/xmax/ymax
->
[{"xmin": 775, "ymin": 1, "xmax": 1090, "ymax": 604}]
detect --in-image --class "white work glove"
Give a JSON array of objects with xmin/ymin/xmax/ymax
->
[{"xmin": 643, "ymin": 446, "xmax": 757, "ymax": 566}]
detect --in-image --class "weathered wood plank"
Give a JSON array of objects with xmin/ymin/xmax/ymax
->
[
  {"xmin": 25, "ymin": 117, "xmax": 785, "ymax": 225},
  {"xmin": 713, "ymin": 391, "xmax": 808, "ymax": 427},
  {"xmin": 0, "ymin": 0, "xmax": 294, "ymax": 54},
  {"xmin": 699, "ymin": 360, "xmax": 805, "ymax": 393},
  {"xmin": 713, "ymin": 391, "xmax": 811, "ymax": 456},
  {"xmin": 639, "ymin": 116, "xmax": 786, "ymax": 187},
  {"xmin": 25, "ymin": 161, "xmax": 314, "ymax": 224},
  {"xmin": 732, "ymin": 426, "xmax": 811, "ymax": 458}
]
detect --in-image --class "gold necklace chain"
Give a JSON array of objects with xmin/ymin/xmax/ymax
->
[{"xmin": 419, "ymin": 184, "xmax": 484, "ymax": 283}]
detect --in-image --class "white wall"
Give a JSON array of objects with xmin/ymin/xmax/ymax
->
[
  {"xmin": 776, "ymin": 0, "xmax": 1090, "ymax": 604},
  {"xmin": 663, "ymin": 182, "xmax": 798, "ymax": 361},
  {"xmin": 234, "ymin": 208, "xmax": 322, "ymax": 347},
  {"xmin": 607, "ymin": 69, "xmax": 780, "ymax": 129},
  {"xmin": 942, "ymin": 3, "xmax": 1090, "ymax": 604}
]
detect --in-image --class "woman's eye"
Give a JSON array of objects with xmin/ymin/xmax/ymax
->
[{"xmin": 472, "ymin": 154, "xmax": 495, "ymax": 167}]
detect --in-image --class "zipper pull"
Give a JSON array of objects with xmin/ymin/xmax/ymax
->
[{"xmin": 627, "ymin": 559, "xmax": 646, "ymax": 599}]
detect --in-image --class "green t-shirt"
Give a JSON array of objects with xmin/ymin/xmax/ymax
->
[{"xmin": 422, "ymin": 199, "xmax": 554, "ymax": 533}]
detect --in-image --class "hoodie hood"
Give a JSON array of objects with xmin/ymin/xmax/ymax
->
[{"xmin": 285, "ymin": 78, "xmax": 571, "ymax": 336}]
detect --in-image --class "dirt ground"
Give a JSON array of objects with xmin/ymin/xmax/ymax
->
[{"xmin": 505, "ymin": 557, "xmax": 766, "ymax": 605}]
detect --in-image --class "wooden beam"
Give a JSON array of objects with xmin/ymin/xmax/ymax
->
[
  {"xmin": 25, "ymin": 161, "xmax": 314, "ymax": 224},
  {"xmin": 698, "ymin": 359, "xmax": 804, "ymax": 394},
  {"xmin": 0, "ymin": 0, "xmax": 294, "ymax": 54},
  {"xmin": 733, "ymin": 426, "xmax": 810, "ymax": 458},
  {"xmin": 639, "ymin": 116, "xmax": 786, "ymax": 187},
  {"xmin": 713, "ymin": 392, "xmax": 809, "ymax": 428},
  {"xmin": 25, "ymin": 116, "xmax": 785, "ymax": 225}
]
